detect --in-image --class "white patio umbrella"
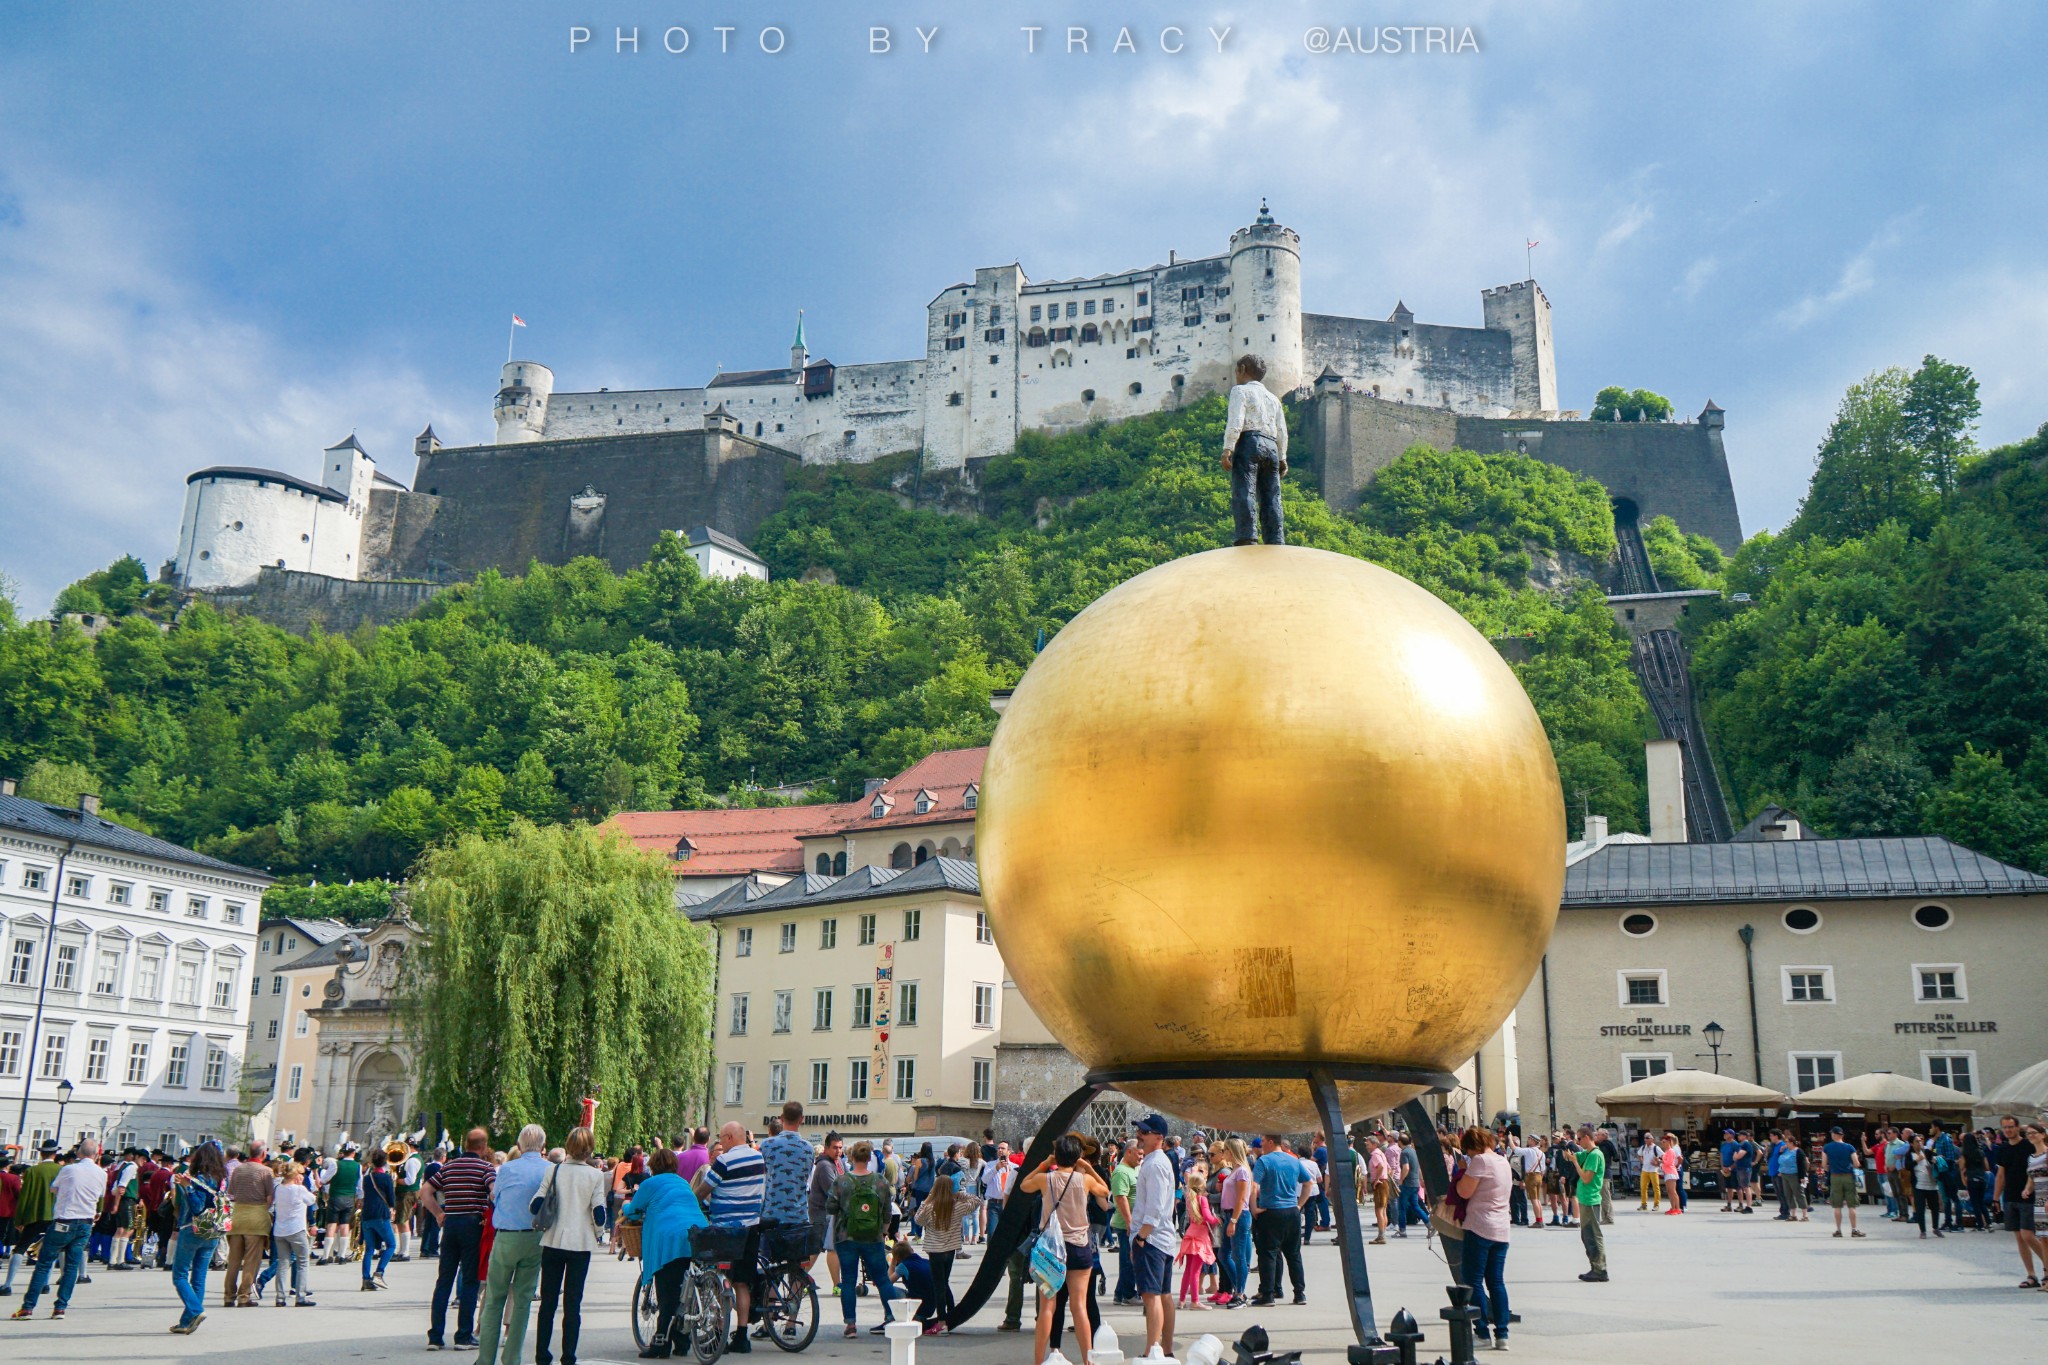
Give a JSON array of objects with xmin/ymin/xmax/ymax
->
[
  {"xmin": 1596, "ymin": 1067, "xmax": 1789, "ymax": 1109},
  {"xmin": 1793, "ymin": 1072, "xmax": 1977, "ymax": 1113},
  {"xmin": 1974, "ymin": 1059, "xmax": 2048, "ymax": 1120}
]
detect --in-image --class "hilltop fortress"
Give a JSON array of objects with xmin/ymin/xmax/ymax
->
[{"xmin": 170, "ymin": 204, "xmax": 1741, "ymax": 623}]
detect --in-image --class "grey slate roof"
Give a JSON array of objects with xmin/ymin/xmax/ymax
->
[
  {"xmin": 0, "ymin": 792, "xmax": 269, "ymax": 880},
  {"xmin": 1564, "ymin": 836, "xmax": 2048, "ymax": 907},
  {"xmin": 685, "ymin": 526, "xmax": 764, "ymax": 561},
  {"xmin": 186, "ymin": 467, "xmax": 346, "ymax": 504},
  {"xmin": 687, "ymin": 857, "xmax": 978, "ymax": 922},
  {"xmin": 708, "ymin": 368, "xmax": 798, "ymax": 388}
]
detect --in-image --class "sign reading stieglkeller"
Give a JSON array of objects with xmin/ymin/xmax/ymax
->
[
  {"xmin": 1602, "ymin": 1016, "xmax": 1695, "ymax": 1037},
  {"xmin": 1895, "ymin": 1011, "xmax": 1996, "ymax": 1034}
]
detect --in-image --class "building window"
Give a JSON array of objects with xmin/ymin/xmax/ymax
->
[
  {"xmin": 186, "ymin": 896, "xmax": 208, "ymax": 919},
  {"xmin": 820, "ymin": 918, "xmax": 837, "ymax": 949},
  {"xmin": 39, "ymin": 1033, "xmax": 66, "ymax": 1079},
  {"xmin": 773, "ymin": 990, "xmax": 793, "ymax": 1033},
  {"xmin": 814, "ymin": 988, "xmax": 833, "ymax": 1030},
  {"xmin": 94, "ymin": 949, "xmax": 122, "ymax": 995},
  {"xmin": 287, "ymin": 1064, "xmax": 303, "ymax": 1101},
  {"xmin": 1620, "ymin": 913, "xmax": 1656, "ymax": 937},
  {"xmin": 173, "ymin": 959, "xmax": 199, "ymax": 1005},
  {"xmin": 1137, "ymin": 290, "xmax": 1148, "ymax": 306},
  {"xmin": 725, "ymin": 1064, "xmax": 745, "ymax": 1106},
  {"xmin": 780, "ymin": 923, "xmax": 797, "ymax": 954},
  {"xmin": 22, "ymin": 867, "xmax": 47, "ymax": 892},
  {"xmin": 1625, "ymin": 1055, "xmax": 1671, "ymax": 1084},
  {"xmin": 1783, "ymin": 907, "xmax": 1821, "ymax": 933},
  {"xmin": 903, "ymin": 909, "xmax": 921, "ymax": 942},
  {"xmin": 731, "ymin": 994, "xmax": 751, "ymax": 1035},
  {"xmin": 202, "ymin": 1044, "xmax": 227, "ymax": 1090},
  {"xmin": 1784, "ymin": 968, "xmax": 1833, "ymax": 1003},
  {"xmin": 66, "ymin": 873, "xmax": 91, "ymax": 899},
  {"xmin": 897, "ymin": 981, "xmax": 919, "ymax": 1027},
  {"xmin": 972, "ymin": 1058, "xmax": 993, "ymax": 1105},
  {"xmin": 267, "ymin": 1019, "xmax": 278, "ymax": 1040},
  {"xmin": 1924, "ymin": 1052, "xmax": 1975, "ymax": 1094},
  {"xmin": 894, "ymin": 1057, "xmax": 917, "ymax": 1101},
  {"xmin": 735, "ymin": 927, "xmax": 753, "ymax": 958},
  {"xmin": 294, "ymin": 1011, "xmax": 308, "ymax": 1037},
  {"xmin": 125, "ymin": 1038, "xmax": 150, "ymax": 1085},
  {"xmin": 833, "ymin": 852, "xmax": 847, "ymax": 876},
  {"xmin": 272, "ymin": 975, "xmax": 284, "ymax": 995},
  {"xmin": 6, "ymin": 940, "xmax": 31, "ymax": 986},
  {"xmin": 135, "ymin": 956, "xmax": 161, "ymax": 1000},
  {"xmin": 858, "ymin": 913, "xmax": 877, "ymax": 946},
  {"xmin": 1914, "ymin": 965, "xmax": 1965, "ymax": 1002},
  {"xmin": 52, "ymin": 944, "xmax": 79, "ymax": 991},
  {"xmin": 212, "ymin": 967, "xmax": 237, "ymax": 1009},
  {"xmin": 851, "ymin": 985, "xmax": 873, "ymax": 1029},
  {"xmin": 250, "ymin": 976, "xmax": 259, "ymax": 996},
  {"xmin": 768, "ymin": 1062, "xmax": 789, "ymax": 1104},
  {"xmin": 1789, "ymin": 1052, "xmax": 1842, "ymax": 1094},
  {"xmin": 1617, "ymin": 970, "xmax": 1666, "ymax": 1007},
  {"xmin": 944, "ymin": 337, "xmax": 965, "ymax": 351},
  {"xmin": 224, "ymin": 902, "xmax": 245, "ymax": 925},
  {"xmin": 108, "ymin": 882, "xmax": 132, "ymax": 906},
  {"xmin": 1912, "ymin": 903, "xmax": 1953, "ymax": 931},
  {"xmin": 0, "ymin": 1028, "xmax": 19, "ymax": 1077},
  {"xmin": 975, "ymin": 911, "xmax": 993, "ymax": 945},
  {"xmin": 964, "ymin": 784, "xmax": 978, "ymax": 810},
  {"xmin": 810, "ymin": 1060, "xmax": 830, "ymax": 1103},
  {"xmin": 816, "ymin": 853, "xmax": 831, "ymax": 875},
  {"xmin": 847, "ymin": 1059, "xmax": 869, "ymax": 1102},
  {"xmin": 973, "ymin": 982, "xmax": 995, "ymax": 1028},
  {"xmin": 148, "ymin": 890, "xmax": 169, "ymax": 913},
  {"xmin": 1030, "ymin": 305, "xmax": 1042, "ymax": 322}
]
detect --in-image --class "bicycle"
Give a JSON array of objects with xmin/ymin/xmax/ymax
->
[
  {"xmin": 631, "ymin": 1225, "xmax": 745, "ymax": 1362},
  {"xmin": 751, "ymin": 1224, "xmax": 822, "ymax": 1353}
]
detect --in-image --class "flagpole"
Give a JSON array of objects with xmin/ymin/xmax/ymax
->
[{"xmin": 507, "ymin": 318, "xmax": 515, "ymax": 366}]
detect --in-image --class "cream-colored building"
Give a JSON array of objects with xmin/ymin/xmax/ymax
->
[
  {"xmin": 265, "ymin": 914, "xmax": 423, "ymax": 1151},
  {"xmin": 693, "ymin": 856, "xmax": 1000, "ymax": 1142},
  {"xmin": 1518, "ymin": 810, "xmax": 2048, "ymax": 1131}
]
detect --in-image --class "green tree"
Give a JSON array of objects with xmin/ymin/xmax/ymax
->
[
  {"xmin": 1918, "ymin": 745, "xmax": 2048, "ymax": 869},
  {"xmin": 1791, "ymin": 368, "xmax": 1933, "ymax": 541},
  {"xmin": 403, "ymin": 821, "xmax": 714, "ymax": 1149},
  {"xmin": 1902, "ymin": 355, "xmax": 1980, "ymax": 502},
  {"xmin": 1639, "ymin": 514, "xmax": 1726, "ymax": 590},
  {"xmin": 1819, "ymin": 721, "xmax": 1930, "ymax": 837},
  {"xmin": 1591, "ymin": 387, "xmax": 1672, "ymax": 422},
  {"xmin": 261, "ymin": 878, "xmax": 398, "ymax": 926}
]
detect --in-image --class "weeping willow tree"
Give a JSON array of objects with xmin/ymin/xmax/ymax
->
[{"xmin": 402, "ymin": 819, "xmax": 714, "ymax": 1151}]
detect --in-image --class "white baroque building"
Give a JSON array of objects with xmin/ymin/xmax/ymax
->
[{"xmin": 0, "ymin": 783, "xmax": 271, "ymax": 1152}]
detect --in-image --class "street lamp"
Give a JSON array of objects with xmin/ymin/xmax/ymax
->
[
  {"xmin": 55, "ymin": 1077, "xmax": 75, "ymax": 1146},
  {"xmin": 1697, "ymin": 1021, "xmax": 1727, "ymax": 1075}
]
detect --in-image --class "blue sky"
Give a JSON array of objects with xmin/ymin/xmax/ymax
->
[{"xmin": 3, "ymin": 1, "xmax": 2044, "ymax": 614}]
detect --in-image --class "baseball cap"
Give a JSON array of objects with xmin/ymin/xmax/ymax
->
[{"xmin": 1134, "ymin": 1114, "xmax": 1170, "ymax": 1137}]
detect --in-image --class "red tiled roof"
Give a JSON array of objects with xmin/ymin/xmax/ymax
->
[
  {"xmin": 837, "ymin": 747, "xmax": 986, "ymax": 833},
  {"xmin": 608, "ymin": 803, "xmax": 856, "ymax": 877}
]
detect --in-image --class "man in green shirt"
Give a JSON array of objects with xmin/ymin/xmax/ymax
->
[
  {"xmin": 1565, "ymin": 1125, "xmax": 1608, "ymax": 1281},
  {"xmin": 2, "ymin": 1141, "xmax": 62, "ymax": 1294},
  {"xmin": 323, "ymin": 1143, "xmax": 362, "ymax": 1264},
  {"xmin": 1109, "ymin": 1143, "xmax": 1142, "ymax": 1306}
]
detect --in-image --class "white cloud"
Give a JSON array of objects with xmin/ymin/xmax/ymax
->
[
  {"xmin": 1775, "ymin": 218, "xmax": 1910, "ymax": 329},
  {"xmin": 1678, "ymin": 255, "xmax": 1719, "ymax": 301},
  {"xmin": 0, "ymin": 169, "xmax": 459, "ymax": 616},
  {"xmin": 1597, "ymin": 201, "xmax": 1655, "ymax": 253}
]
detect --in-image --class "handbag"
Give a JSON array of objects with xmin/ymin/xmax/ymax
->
[
  {"xmin": 530, "ymin": 1164, "xmax": 562, "ymax": 1233},
  {"xmin": 1029, "ymin": 1174, "xmax": 1074, "ymax": 1296}
]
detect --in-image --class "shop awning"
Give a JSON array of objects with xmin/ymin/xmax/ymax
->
[{"xmin": 1595, "ymin": 1068, "xmax": 1789, "ymax": 1108}]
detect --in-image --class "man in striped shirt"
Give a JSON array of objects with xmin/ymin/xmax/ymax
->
[
  {"xmin": 419, "ymin": 1128, "xmax": 495, "ymax": 1351},
  {"xmin": 698, "ymin": 1122, "xmax": 766, "ymax": 1354}
]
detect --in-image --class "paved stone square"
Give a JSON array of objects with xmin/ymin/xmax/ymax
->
[{"xmin": 5, "ymin": 1207, "xmax": 2044, "ymax": 1363}]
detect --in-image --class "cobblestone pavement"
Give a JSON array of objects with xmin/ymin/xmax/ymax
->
[{"xmin": 5, "ymin": 1207, "xmax": 2045, "ymax": 1363}]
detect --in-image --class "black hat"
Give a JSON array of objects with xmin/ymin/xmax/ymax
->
[{"xmin": 38, "ymin": 1138, "xmax": 60, "ymax": 1154}]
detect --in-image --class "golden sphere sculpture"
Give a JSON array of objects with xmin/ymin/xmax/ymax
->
[{"xmin": 979, "ymin": 546, "xmax": 1564, "ymax": 1132}]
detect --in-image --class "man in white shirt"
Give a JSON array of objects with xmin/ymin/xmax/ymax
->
[
  {"xmin": 12, "ymin": 1139, "xmax": 109, "ymax": 1320},
  {"xmin": 1129, "ymin": 1115, "xmax": 1182, "ymax": 1359},
  {"xmin": 1220, "ymin": 353, "xmax": 1289, "ymax": 546}
]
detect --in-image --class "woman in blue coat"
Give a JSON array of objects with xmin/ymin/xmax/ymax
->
[{"xmin": 621, "ymin": 1147, "xmax": 708, "ymax": 1359}]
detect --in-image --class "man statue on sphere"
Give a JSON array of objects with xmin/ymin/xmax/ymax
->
[{"xmin": 1221, "ymin": 353, "xmax": 1288, "ymax": 546}]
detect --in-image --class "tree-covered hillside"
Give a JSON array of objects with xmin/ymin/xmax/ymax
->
[{"xmin": 1, "ymin": 394, "xmax": 1653, "ymax": 881}]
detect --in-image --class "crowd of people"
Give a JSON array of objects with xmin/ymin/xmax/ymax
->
[{"xmin": 1, "ymin": 1106, "xmax": 2042, "ymax": 1361}]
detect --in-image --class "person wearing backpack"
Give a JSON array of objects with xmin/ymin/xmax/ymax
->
[{"xmin": 825, "ymin": 1141, "xmax": 902, "ymax": 1339}]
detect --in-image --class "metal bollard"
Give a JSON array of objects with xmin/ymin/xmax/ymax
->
[
  {"xmin": 1388, "ymin": 1307, "xmax": 1425, "ymax": 1365},
  {"xmin": 1438, "ymin": 1283, "xmax": 1480, "ymax": 1365}
]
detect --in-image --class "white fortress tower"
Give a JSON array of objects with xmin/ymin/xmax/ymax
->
[
  {"xmin": 1227, "ymin": 199, "xmax": 1304, "ymax": 394},
  {"xmin": 493, "ymin": 360, "xmax": 555, "ymax": 444},
  {"xmin": 173, "ymin": 436, "xmax": 384, "ymax": 589}
]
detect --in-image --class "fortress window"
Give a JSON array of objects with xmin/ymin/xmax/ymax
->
[
  {"xmin": 1127, "ymin": 349, "xmax": 1137, "ymax": 359},
  {"xmin": 755, "ymin": 422, "xmax": 763, "ymax": 435},
  {"xmin": 1084, "ymin": 300, "xmax": 1096, "ymax": 315},
  {"xmin": 1183, "ymin": 314, "xmax": 1201, "ymax": 326},
  {"xmin": 199, "ymin": 550, "xmax": 210, "ymax": 560},
  {"xmin": 1082, "ymin": 389, "xmax": 1096, "ymax": 403},
  {"xmin": 1214, "ymin": 312, "xmax": 1230, "ymax": 323},
  {"xmin": 232, "ymin": 520, "xmax": 243, "ymax": 530},
  {"xmin": 1030, "ymin": 305, "xmax": 1042, "ymax": 322},
  {"xmin": 776, "ymin": 423, "xmax": 784, "ymax": 432},
  {"xmin": 989, "ymin": 354, "xmax": 998, "ymax": 365},
  {"xmin": 276, "ymin": 558, "xmax": 285, "ymax": 567},
  {"xmin": 990, "ymin": 389, "xmax": 997, "ymax": 398},
  {"xmin": 1266, "ymin": 267, "xmax": 1274, "ymax": 278},
  {"xmin": 1081, "ymin": 324, "xmax": 1099, "ymax": 343},
  {"xmin": 984, "ymin": 328, "xmax": 1005, "ymax": 343},
  {"xmin": 945, "ymin": 337, "xmax": 966, "ymax": 351},
  {"xmin": 1129, "ymin": 382, "xmax": 1143, "ymax": 396},
  {"xmin": 989, "ymin": 307, "xmax": 1001, "ymax": 324},
  {"xmin": 1137, "ymin": 290, "xmax": 1148, "ymax": 306},
  {"xmin": 301, "ymin": 534, "xmax": 310, "ymax": 542},
  {"xmin": 1133, "ymin": 317, "xmax": 1152, "ymax": 333},
  {"xmin": 947, "ymin": 393, "xmax": 962, "ymax": 406},
  {"xmin": 1215, "ymin": 286, "xmax": 1230, "ymax": 298},
  {"xmin": 843, "ymin": 431, "xmax": 856, "ymax": 444},
  {"xmin": 1104, "ymin": 300, "xmax": 1115, "ymax": 313}
]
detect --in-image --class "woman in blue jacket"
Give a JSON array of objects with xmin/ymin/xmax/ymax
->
[{"xmin": 621, "ymin": 1147, "xmax": 708, "ymax": 1359}]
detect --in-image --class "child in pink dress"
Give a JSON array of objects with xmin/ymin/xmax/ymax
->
[{"xmin": 1177, "ymin": 1174, "xmax": 1219, "ymax": 1308}]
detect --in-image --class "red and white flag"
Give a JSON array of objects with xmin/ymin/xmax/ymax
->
[
  {"xmin": 511, "ymin": 314, "xmax": 527, "ymax": 327},
  {"xmin": 1525, "ymin": 240, "xmax": 1540, "ymax": 250}
]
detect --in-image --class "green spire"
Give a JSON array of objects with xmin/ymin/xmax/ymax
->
[{"xmin": 793, "ymin": 309, "xmax": 806, "ymax": 350}]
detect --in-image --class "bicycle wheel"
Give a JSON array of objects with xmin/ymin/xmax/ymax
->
[
  {"xmin": 764, "ymin": 1268, "xmax": 820, "ymax": 1352},
  {"xmin": 689, "ymin": 1271, "xmax": 732, "ymax": 1363},
  {"xmin": 632, "ymin": 1277, "xmax": 659, "ymax": 1351}
]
